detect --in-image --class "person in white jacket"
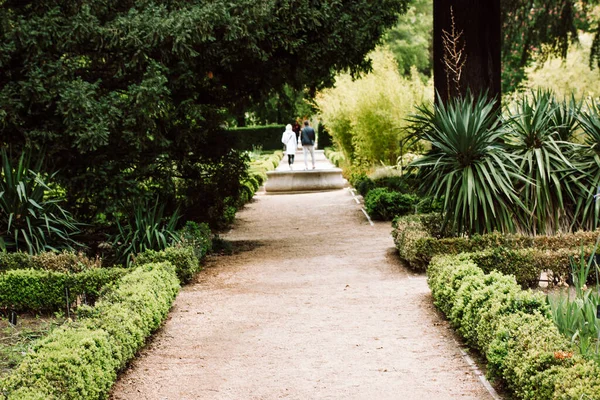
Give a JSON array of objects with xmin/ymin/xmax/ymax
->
[{"xmin": 281, "ymin": 124, "xmax": 298, "ymax": 170}]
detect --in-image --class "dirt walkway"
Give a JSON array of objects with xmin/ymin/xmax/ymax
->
[{"xmin": 110, "ymin": 189, "xmax": 493, "ymax": 400}]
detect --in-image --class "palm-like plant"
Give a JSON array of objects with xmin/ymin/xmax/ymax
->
[
  {"xmin": 0, "ymin": 148, "xmax": 81, "ymax": 253},
  {"xmin": 575, "ymin": 99, "xmax": 600, "ymax": 230},
  {"xmin": 110, "ymin": 199, "xmax": 181, "ymax": 266},
  {"xmin": 504, "ymin": 90, "xmax": 580, "ymax": 234},
  {"xmin": 408, "ymin": 93, "xmax": 524, "ymax": 235}
]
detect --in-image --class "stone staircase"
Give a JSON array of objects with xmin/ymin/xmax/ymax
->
[{"xmin": 265, "ymin": 150, "xmax": 347, "ymax": 193}]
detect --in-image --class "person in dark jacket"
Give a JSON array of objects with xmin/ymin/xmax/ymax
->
[{"xmin": 300, "ymin": 120, "xmax": 316, "ymax": 170}]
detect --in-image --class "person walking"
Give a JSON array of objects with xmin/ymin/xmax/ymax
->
[
  {"xmin": 300, "ymin": 120, "xmax": 316, "ymax": 170},
  {"xmin": 281, "ymin": 124, "xmax": 298, "ymax": 170}
]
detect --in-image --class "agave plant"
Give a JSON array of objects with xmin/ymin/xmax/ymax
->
[
  {"xmin": 110, "ymin": 199, "xmax": 181, "ymax": 266},
  {"xmin": 0, "ymin": 148, "xmax": 81, "ymax": 253},
  {"xmin": 407, "ymin": 92, "xmax": 525, "ymax": 235},
  {"xmin": 504, "ymin": 90, "xmax": 581, "ymax": 235}
]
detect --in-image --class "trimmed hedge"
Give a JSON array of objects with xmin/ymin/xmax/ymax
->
[
  {"xmin": 0, "ymin": 267, "xmax": 128, "ymax": 312},
  {"xmin": 393, "ymin": 215, "xmax": 600, "ymax": 273},
  {"xmin": 135, "ymin": 245, "xmax": 199, "ymax": 284},
  {"xmin": 428, "ymin": 254, "xmax": 600, "ymax": 400},
  {"xmin": 0, "ymin": 262, "xmax": 180, "ymax": 400},
  {"xmin": 0, "ymin": 251, "xmax": 102, "ymax": 273},
  {"xmin": 225, "ymin": 124, "xmax": 286, "ymax": 151}
]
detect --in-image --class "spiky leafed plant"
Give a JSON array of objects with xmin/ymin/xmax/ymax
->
[
  {"xmin": 408, "ymin": 92, "xmax": 525, "ymax": 236},
  {"xmin": 0, "ymin": 148, "xmax": 81, "ymax": 253},
  {"xmin": 504, "ymin": 90, "xmax": 581, "ymax": 235},
  {"xmin": 110, "ymin": 199, "xmax": 181, "ymax": 266},
  {"xmin": 575, "ymin": 99, "xmax": 600, "ymax": 230}
]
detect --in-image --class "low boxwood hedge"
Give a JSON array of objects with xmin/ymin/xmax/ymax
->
[
  {"xmin": 393, "ymin": 215, "xmax": 600, "ymax": 285},
  {"xmin": 0, "ymin": 267, "xmax": 128, "ymax": 312},
  {"xmin": 134, "ymin": 245, "xmax": 199, "ymax": 284},
  {"xmin": 0, "ymin": 261, "xmax": 179, "ymax": 400},
  {"xmin": 428, "ymin": 254, "xmax": 600, "ymax": 400},
  {"xmin": 0, "ymin": 251, "xmax": 102, "ymax": 273},
  {"xmin": 225, "ymin": 124, "xmax": 286, "ymax": 151}
]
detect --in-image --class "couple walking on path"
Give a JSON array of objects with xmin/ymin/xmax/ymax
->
[{"xmin": 282, "ymin": 121, "xmax": 316, "ymax": 170}]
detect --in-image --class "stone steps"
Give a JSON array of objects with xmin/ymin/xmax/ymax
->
[{"xmin": 265, "ymin": 150, "xmax": 347, "ymax": 193}]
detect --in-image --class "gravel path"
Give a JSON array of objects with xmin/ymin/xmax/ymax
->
[{"xmin": 110, "ymin": 188, "xmax": 493, "ymax": 400}]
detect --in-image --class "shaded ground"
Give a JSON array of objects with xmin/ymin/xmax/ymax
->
[
  {"xmin": 0, "ymin": 313, "xmax": 64, "ymax": 379},
  {"xmin": 110, "ymin": 189, "xmax": 492, "ymax": 400}
]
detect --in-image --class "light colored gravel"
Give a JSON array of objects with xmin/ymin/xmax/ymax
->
[{"xmin": 110, "ymin": 189, "xmax": 493, "ymax": 400}]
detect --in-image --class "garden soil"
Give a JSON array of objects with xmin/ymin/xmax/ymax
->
[{"xmin": 110, "ymin": 188, "xmax": 493, "ymax": 400}]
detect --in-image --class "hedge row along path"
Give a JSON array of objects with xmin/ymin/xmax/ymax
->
[{"xmin": 110, "ymin": 189, "xmax": 492, "ymax": 399}]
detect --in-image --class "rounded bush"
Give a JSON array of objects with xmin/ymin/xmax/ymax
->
[{"xmin": 364, "ymin": 188, "xmax": 417, "ymax": 220}]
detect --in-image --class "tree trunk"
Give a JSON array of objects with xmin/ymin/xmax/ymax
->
[{"xmin": 433, "ymin": 0, "xmax": 501, "ymax": 104}]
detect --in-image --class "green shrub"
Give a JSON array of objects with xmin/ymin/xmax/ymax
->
[
  {"xmin": 364, "ymin": 188, "xmax": 416, "ymax": 221},
  {"xmin": 352, "ymin": 174, "xmax": 375, "ymax": 197},
  {"xmin": 0, "ymin": 268, "xmax": 128, "ymax": 312},
  {"xmin": 0, "ymin": 148, "xmax": 82, "ymax": 254},
  {"xmin": 0, "ymin": 251, "xmax": 103, "ymax": 274},
  {"xmin": 0, "ymin": 252, "xmax": 36, "ymax": 272},
  {"xmin": 110, "ymin": 199, "xmax": 181, "ymax": 266},
  {"xmin": 225, "ymin": 124, "xmax": 286, "ymax": 151},
  {"xmin": 391, "ymin": 214, "xmax": 432, "ymax": 271},
  {"xmin": 0, "ymin": 262, "xmax": 179, "ymax": 399},
  {"xmin": 487, "ymin": 312, "xmax": 575, "ymax": 400},
  {"xmin": 177, "ymin": 221, "xmax": 212, "ymax": 261},
  {"xmin": 135, "ymin": 246, "xmax": 199, "ymax": 284},
  {"xmin": 427, "ymin": 254, "xmax": 600, "ymax": 400},
  {"xmin": 248, "ymin": 168, "xmax": 267, "ymax": 186},
  {"xmin": 392, "ymin": 216, "xmax": 600, "ymax": 273},
  {"xmin": 371, "ymin": 176, "xmax": 409, "ymax": 193}
]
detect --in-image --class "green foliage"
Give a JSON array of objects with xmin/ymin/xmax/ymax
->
[
  {"xmin": 501, "ymin": 0, "xmax": 580, "ymax": 92},
  {"xmin": 177, "ymin": 221, "xmax": 212, "ymax": 261},
  {"xmin": 0, "ymin": 262, "xmax": 179, "ymax": 399},
  {"xmin": 520, "ymin": 33, "xmax": 600, "ymax": 100},
  {"xmin": 351, "ymin": 174, "xmax": 375, "ymax": 197},
  {"xmin": 316, "ymin": 48, "xmax": 431, "ymax": 166},
  {"xmin": 383, "ymin": 0, "xmax": 432, "ymax": 78},
  {"xmin": 0, "ymin": 0, "xmax": 408, "ymax": 226},
  {"xmin": 110, "ymin": 200, "xmax": 180, "ymax": 266},
  {"xmin": 0, "ymin": 268, "xmax": 128, "ymax": 312},
  {"xmin": 391, "ymin": 214, "xmax": 432, "ymax": 271},
  {"xmin": 408, "ymin": 92, "xmax": 524, "ymax": 235},
  {"xmin": 392, "ymin": 213, "xmax": 600, "ymax": 276},
  {"xmin": 225, "ymin": 125, "xmax": 286, "ymax": 151},
  {"xmin": 548, "ymin": 244, "xmax": 600, "ymax": 362},
  {"xmin": 135, "ymin": 245, "xmax": 200, "ymax": 284},
  {"xmin": 0, "ymin": 148, "xmax": 81, "ymax": 254},
  {"xmin": 427, "ymin": 254, "xmax": 600, "ymax": 400},
  {"xmin": 504, "ymin": 90, "xmax": 581, "ymax": 234},
  {"xmin": 0, "ymin": 251, "xmax": 101, "ymax": 273},
  {"xmin": 324, "ymin": 147, "xmax": 346, "ymax": 167},
  {"xmin": 364, "ymin": 188, "xmax": 416, "ymax": 221}
]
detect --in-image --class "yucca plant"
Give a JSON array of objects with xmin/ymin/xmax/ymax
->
[
  {"xmin": 504, "ymin": 90, "xmax": 581, "ymax": 235},
  {"xmin": 0, "ymin": 148, "xmax": 81, "ymax": 253},
  {"xmin": 110, "ymin": 199, "xmax": 181, "ymax": 266},
  {"xmin": 407, "ymin": 92, "xmax": 525, "ymax": 235},
  {"xmin": 574, "ymin": 99, "xmax": 600, "ymax": 230}
]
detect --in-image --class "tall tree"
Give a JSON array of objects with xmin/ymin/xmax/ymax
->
[{"xmin": 0, "ymin": 0, "xmax": 408, "ymax": 222}]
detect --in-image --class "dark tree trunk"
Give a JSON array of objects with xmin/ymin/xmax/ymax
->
[{"xmin": 433, "ymin": 0, "xmax": 501, "ymax": 104}]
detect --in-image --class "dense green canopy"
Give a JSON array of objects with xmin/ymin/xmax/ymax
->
[{"xmin": 0, "ymin": 0, "xmax": 407, "ymax": 222}]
